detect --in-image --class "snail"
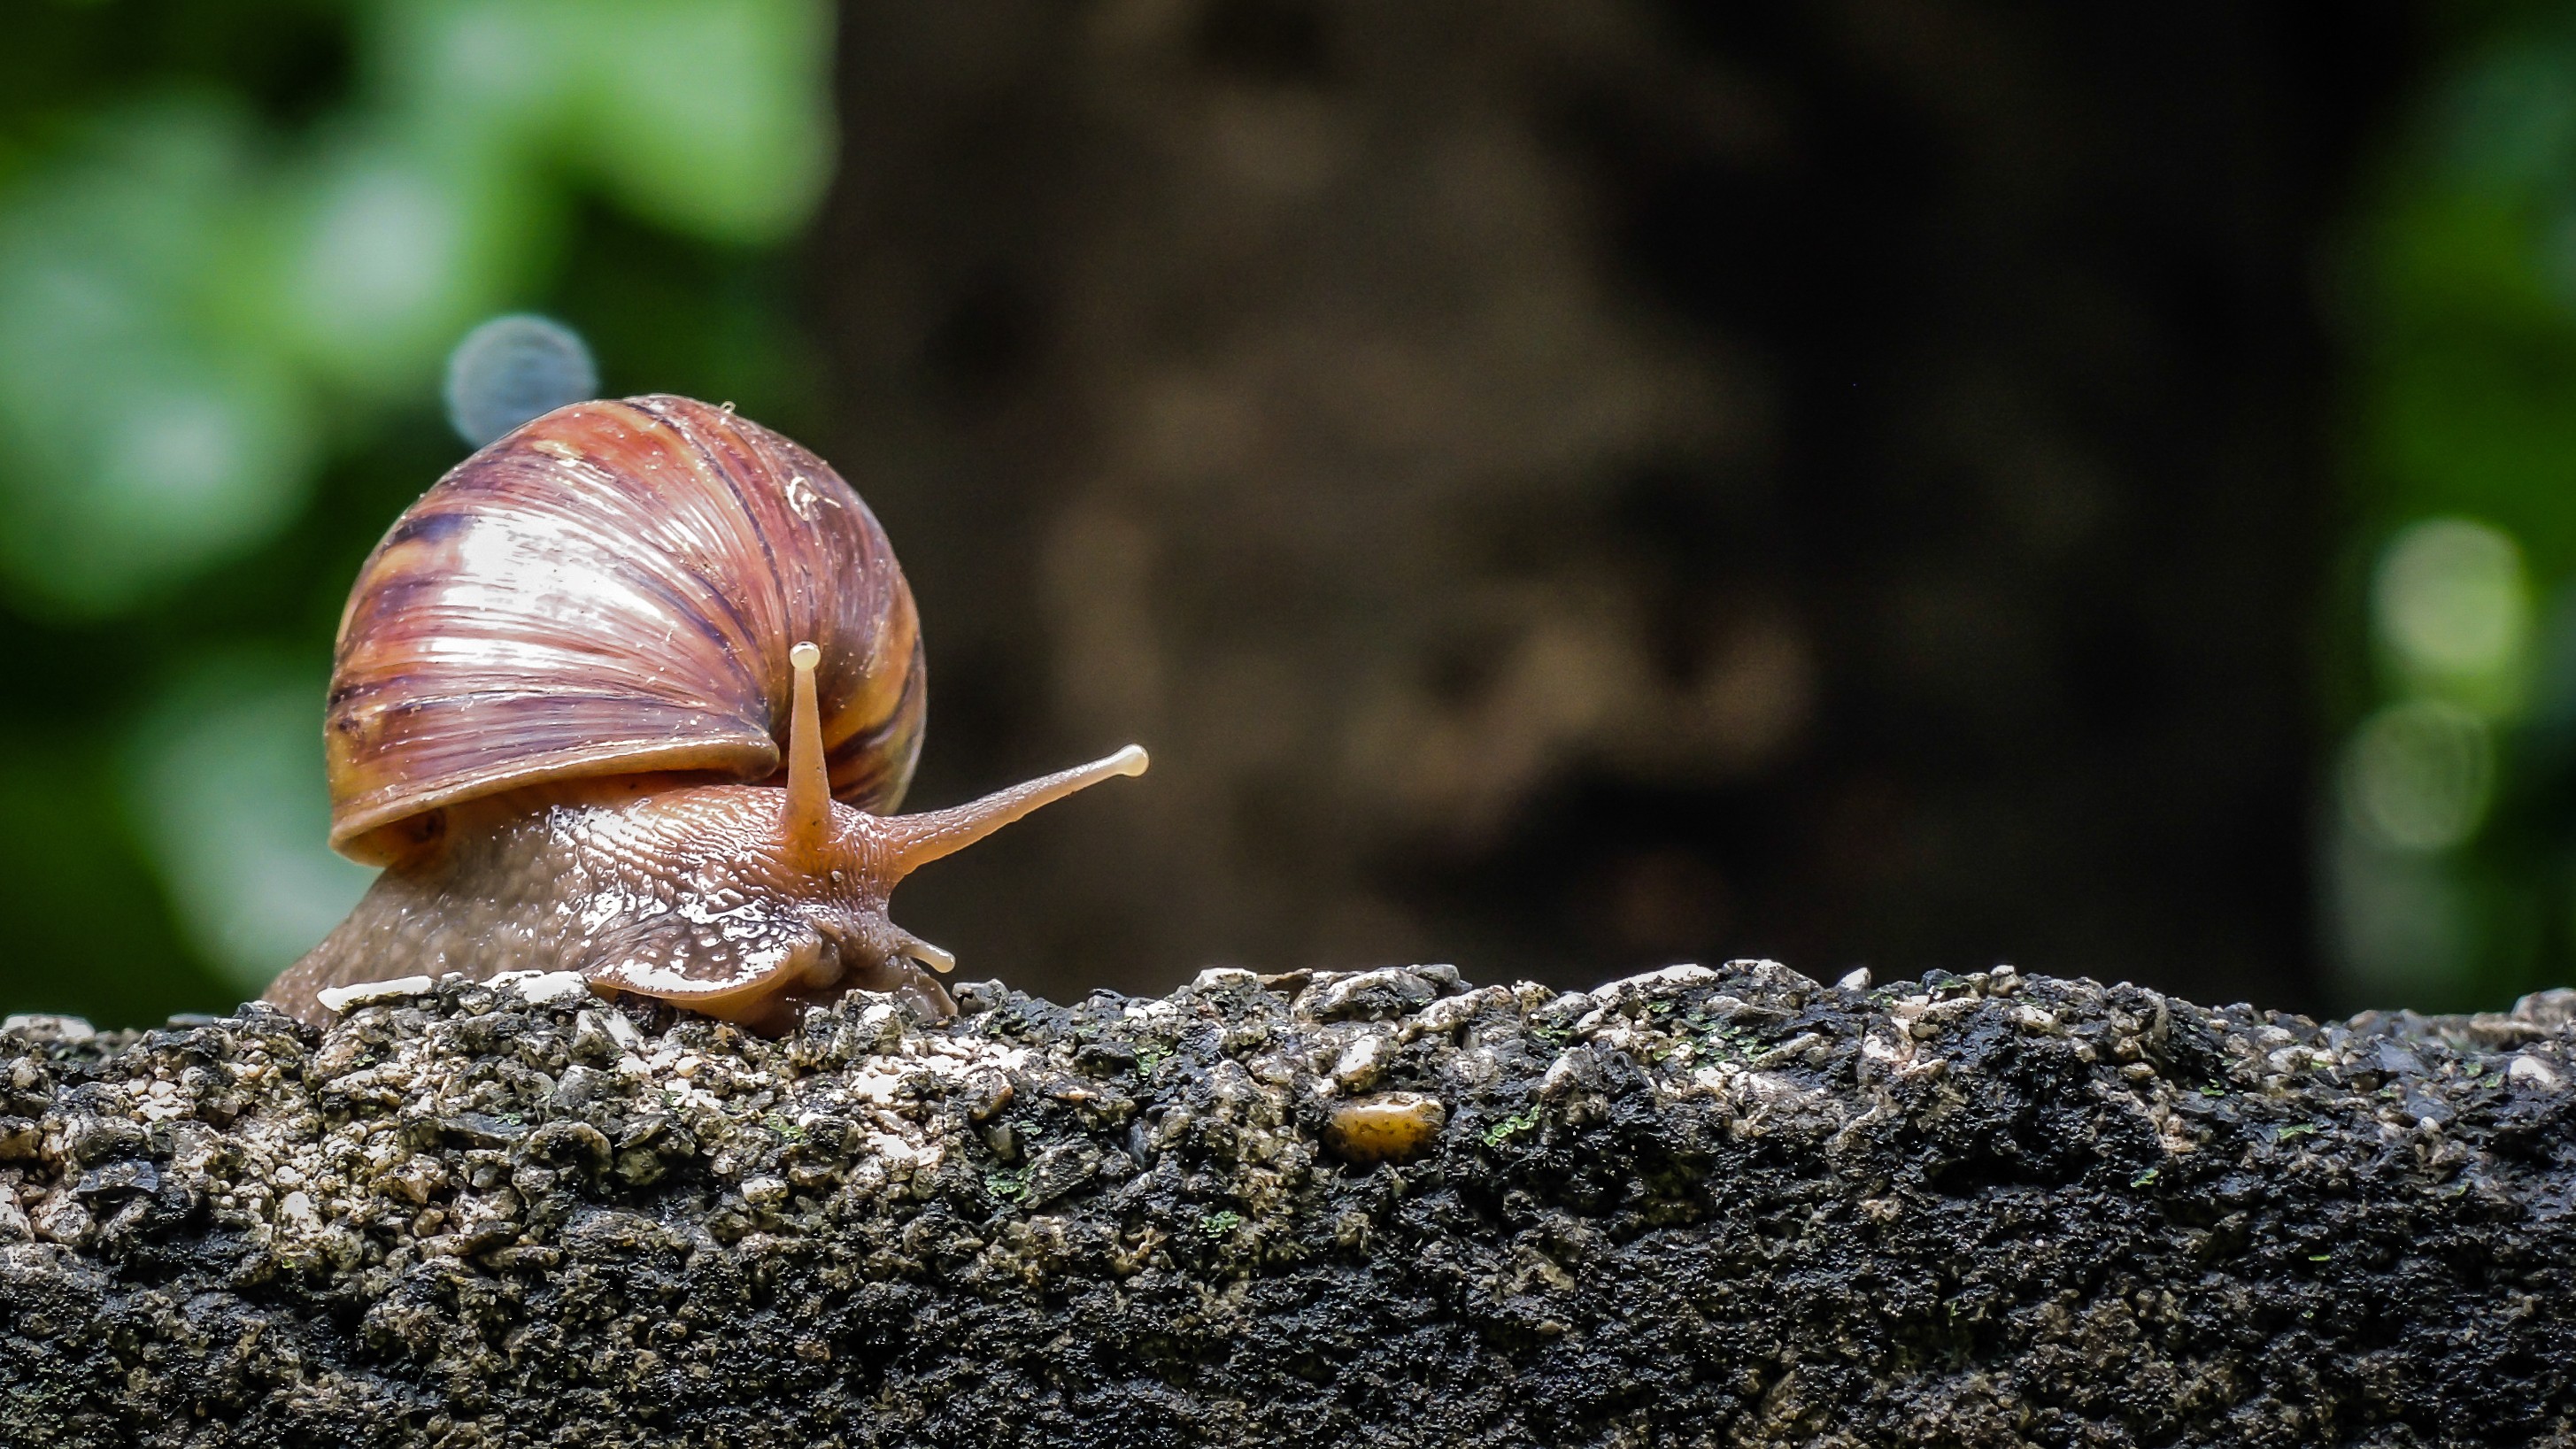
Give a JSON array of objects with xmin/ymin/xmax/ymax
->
[{"xmin": 261, "ymin": 392, "xmax": 1146, "ymax": 1034}]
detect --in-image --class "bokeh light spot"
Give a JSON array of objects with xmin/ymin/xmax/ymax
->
[
  {"xmin": 2371, "ymin": 516, "xmax": 2529, "ymax": 689},
  {"xmin": 2341, "ymin": 698, "xmax": 2496, "ymax": 852},
  {"xmin": 284, "ymin": 153, "xmax": 476, "ymax": 368},
  {"xmin": 443, "ymin": 313, "xmax": 598, "ymax": 446}
]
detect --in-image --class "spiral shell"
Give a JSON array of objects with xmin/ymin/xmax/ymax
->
[{"xmin": 324, "ymin": 394, "xmax": 924, "ymax": 865}]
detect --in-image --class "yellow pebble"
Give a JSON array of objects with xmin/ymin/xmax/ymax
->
[{"xmin": 1323, "ymin": 1092, "xmax": 1448, "ymax": 1163}]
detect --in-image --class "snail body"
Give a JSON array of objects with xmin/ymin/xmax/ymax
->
[{"xmin": 263, "ymin": 394, "xmax": 1145, "ymax": 1033}]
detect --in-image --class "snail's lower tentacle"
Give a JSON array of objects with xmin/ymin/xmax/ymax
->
[{"xmin": 898, "ymin": 933, "xmax": 958, "ymax": 975}]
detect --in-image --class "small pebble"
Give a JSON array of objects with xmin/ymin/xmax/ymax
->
[
  {"xmin": 963, "ymin": 1072, "xmax": 1015, "ymax": 1122},
  {"xmin": 1333, "ymin": 1035, "xmax": 1392, "ymax": 1092},
  {"xmin": 1323, "ymin": 1092, "xmax": 1447, "ymax": 1164}
]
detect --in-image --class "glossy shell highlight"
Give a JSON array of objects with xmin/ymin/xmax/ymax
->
[{"xmin": 324, "ymin": 394, "xmax": 925, "ymax": 865}]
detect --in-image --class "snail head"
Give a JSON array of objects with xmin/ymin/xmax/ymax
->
[{"xmin": 580, "ymin": 642, "xmax": 1149, "ymax": 1032}]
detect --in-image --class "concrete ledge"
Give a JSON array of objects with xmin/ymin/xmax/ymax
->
[{"xmin": 3, "ymin": 961, "xmax": 2572, "ymax": 1445}]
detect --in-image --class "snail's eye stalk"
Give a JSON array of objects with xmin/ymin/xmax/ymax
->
[
  {"xmin": 781, "ymin": 641, "xmax": 833, "ymax": 869},
  {"xmin": 878, "ymin": 745, "xmax": 1149, "ymax": 880},
  {"xmin": 851, "ymin": 745, "xmax": 1145, "ymax": 992}
]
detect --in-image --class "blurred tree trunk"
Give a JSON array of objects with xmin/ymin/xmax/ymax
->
[{"xmin": 816, "ymin": 0, "xmax": 2407, "ymax": 1012}]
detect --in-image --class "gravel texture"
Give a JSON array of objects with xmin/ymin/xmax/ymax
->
[{"xmin": 2, "ymin": 960, "xmax": 2572, "ymax": 1447}]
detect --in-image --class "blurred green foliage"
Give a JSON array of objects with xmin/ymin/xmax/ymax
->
[
  {"xmin": 0, "ymin": 0, "xmax": 832, "ymax": 1024},
  {"xmin": 2336, "ymin": 1, "xmax": 2576, "ymax": 1008},
  {"xmin": 23, "ymin": 1, "xmax": 2576, "ymax": 1027}
]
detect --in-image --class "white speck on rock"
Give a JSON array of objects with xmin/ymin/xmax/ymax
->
[
  {"xmin": 1860, "ymin": 1033, "xmax": 1910, "ymax": 1067},
  {"xmin": 490, "ymin": 971, "xmax": 593, "ymax": 1007},
  {"xmin": 1333, "ymin": 1034, "xmax": 1392, "ymax": 1091},
  {"xmin": 1837, "ymin": 967, "xmax": 1871, "ymax": 991},
  {"xmin": 314, "ymin": 977, "xmax": 436, "ymax": 1014},
  {"xmin": 592, "ymin": 1009, "xmax": 645, "ymax": 1052},
  {"xmin": 865, "ymin": 1132, "xmax": 934, "ymax": 1172},
  {"xmin": 1598, "ymin": 964, "xmax": 1716, "ymax": 1001},
  {"xmin": 2, "ymin": 1014, "xmax": 95, "ymax": 1040},
  {"xmin": 2509, "ymin": 1053, "xmax": 2564, "ymax": 1091},
  {"xmin": 1539, "ymin": 1052, "xmax": 1585, "ymax": 1098},
  {"xmin": 277, "ymin": 1191, "xmax": 321, "ymax": 1237}
]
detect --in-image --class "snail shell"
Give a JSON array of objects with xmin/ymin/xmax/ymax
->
[
  {"xmin": 263, "ymin": 395, "xmax": 1145, "ymax": 1032},
  {"xmin": 326, "ymin": 394, "xmax": 924, "ymax": 864}
]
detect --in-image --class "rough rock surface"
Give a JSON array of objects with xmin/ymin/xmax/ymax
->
[{"xmin": 2, "ymin": 961, "xmax": 2572, "ymax": 1447}]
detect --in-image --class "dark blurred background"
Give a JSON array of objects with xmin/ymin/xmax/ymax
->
[{"xmin": 11, "ymin": 0, "xmax": 2573, "ymax": 1026}]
